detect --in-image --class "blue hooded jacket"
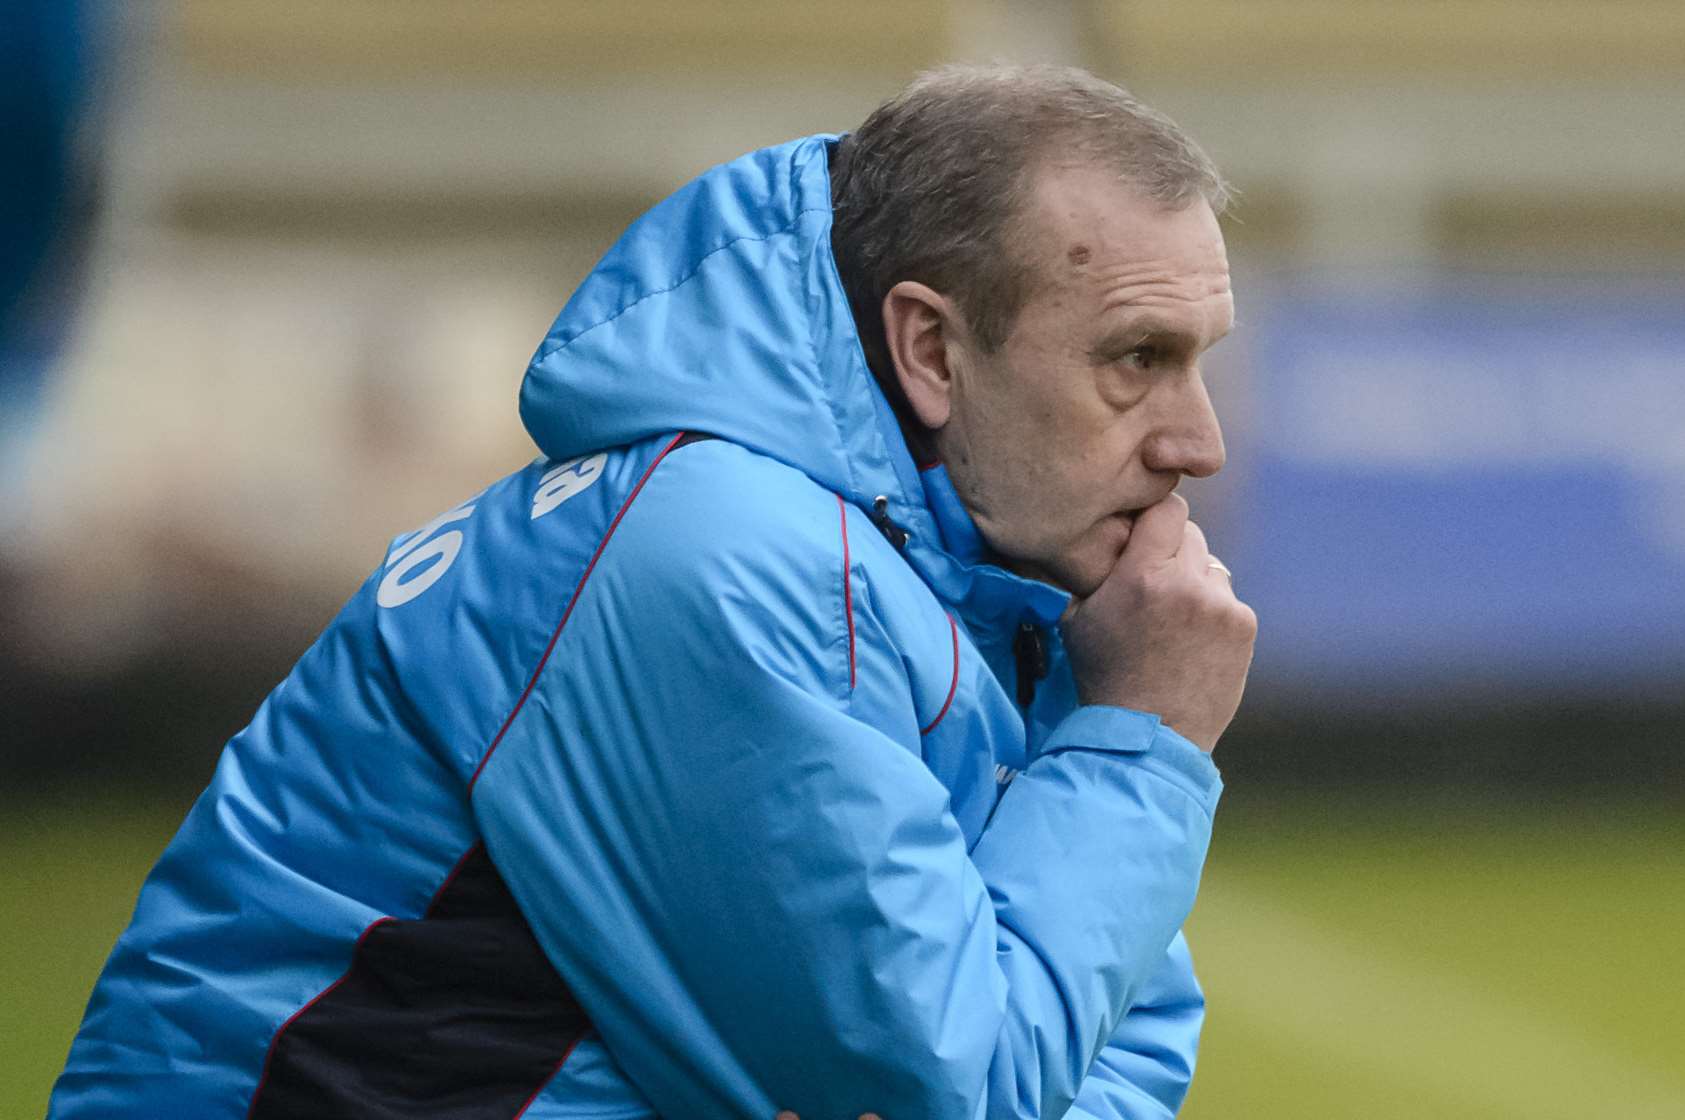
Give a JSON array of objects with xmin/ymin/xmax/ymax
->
[{"xmin": 49, "ymin": 134, "xmax": 1222, "ymax": 1120}]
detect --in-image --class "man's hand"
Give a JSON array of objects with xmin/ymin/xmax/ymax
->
[{"xmin": 1059, "ymin": 493, "xmax": 1257, "ymax": 752}]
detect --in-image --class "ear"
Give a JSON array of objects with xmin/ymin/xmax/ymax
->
[{"xmin": 881, "ymin": 280, "xmax": 963, "ymax": 430}]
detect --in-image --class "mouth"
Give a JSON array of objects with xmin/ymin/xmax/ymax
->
[
  {"xmin": 1107, "ymin": 509, "xmax": 1139, "ymax": 547},
  {"xmin": 1105, "ymin": 499, "xmax": 1161, "ymax": 544},
  {"xmin": 1118, "ymin": 490, "xmax": 1178, "ymax": 525}
]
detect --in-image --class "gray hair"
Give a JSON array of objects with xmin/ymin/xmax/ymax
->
[{"xmin": 829, "ymin": 63, "xmax": 1229, "ymax": 394}]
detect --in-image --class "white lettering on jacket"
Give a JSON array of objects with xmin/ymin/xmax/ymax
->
[
  {"xmin": 532, "ymin": 453, "xmax": 608, "ymax": 520},
  {"xmin": 377, "ymin": 502, "xmax": 476, "ymax": 608}
]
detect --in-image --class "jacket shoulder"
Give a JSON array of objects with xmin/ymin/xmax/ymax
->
[
  {"xmin": 594, "ymin": 439, "xmax": 957, "ymax": 741},
  {"xmin": 583, "ymin": 439, "xmax": 857, "ymax": 697},
  {"xmin": 333, "ymin": 436, "xmax": 682, "ymax": 780},
  {"xmin": 619, "ymin": 438, "xmax": 847, "ymax": 563}
]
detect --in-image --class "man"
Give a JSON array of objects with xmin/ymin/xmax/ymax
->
[{"xmin": 50, "ymin": 64, "xmax": 1253, "ymax": 1120}]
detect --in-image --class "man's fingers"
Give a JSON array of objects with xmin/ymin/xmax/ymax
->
[
  {"xmin": 1122, "ymin": 492, "xmax": 1188, "ymax": 565},
  {"xmin": 1178, "ymin": 518, "xmax": 1211, "ymax": 576},
  {"xmin": 1179, "ymin": 519, "xmax": 1240, "ymax": 595}
]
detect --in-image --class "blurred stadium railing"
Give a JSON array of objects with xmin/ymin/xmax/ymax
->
[{"xmin": 6, "ymin": 0, "xmax": 1683, "ymax": 789}]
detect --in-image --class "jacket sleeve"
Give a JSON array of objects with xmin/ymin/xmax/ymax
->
[
  {"xmin": 1065, "ymin": 933, "xmax": 1206, "ymax": 1120},
  {"xmin": 469, "ymin": 463, "xmax": 1221, "ymax": 1120}
]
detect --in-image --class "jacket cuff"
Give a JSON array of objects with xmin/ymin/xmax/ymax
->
[{"xmin": 1037, "ymin": 705, "xmax": 1223, "ymax": 814}]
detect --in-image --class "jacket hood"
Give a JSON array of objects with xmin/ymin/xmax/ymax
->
[{"xmin": 520, "ymin": 134, "xmax": 1066, "ymax": 629}]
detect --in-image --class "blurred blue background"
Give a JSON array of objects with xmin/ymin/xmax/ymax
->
[
  {"xmin": 1236, "ymin": 279, "xmax": 1685, "ymax": 698},
  {"xmin": 3, "ymin": 3, "xmax": 1681, "ymax": 1117}
]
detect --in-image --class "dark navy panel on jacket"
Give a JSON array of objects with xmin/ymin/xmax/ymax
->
[{"xmin": 247, "ymin": 845, "xmax": 589, "ymax": 1119}]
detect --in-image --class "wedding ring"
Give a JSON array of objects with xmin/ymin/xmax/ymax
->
[{"xmin": 1206, "ymin": 556, "xmax": 1233, "ymax": 581}]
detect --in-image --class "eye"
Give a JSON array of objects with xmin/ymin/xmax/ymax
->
[{"xmin": 1122, "ymin": 345, "xmax": 1161, "ymax": 371}]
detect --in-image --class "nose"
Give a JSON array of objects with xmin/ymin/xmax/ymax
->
[{"xmin": 1141, "ymin": 374, "xmax": 1226, "ymax": 479}]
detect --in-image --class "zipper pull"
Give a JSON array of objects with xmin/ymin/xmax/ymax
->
[
  {"xmin": 868, "ymin": 495, "xmax": 910, "ymax": 552},
  {"xmin": 1013, "ymin": 622, "xmax": 1048, "ymax": 709}
]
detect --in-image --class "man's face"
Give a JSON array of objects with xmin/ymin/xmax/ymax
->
[{"xmin": 935, "ymin": 162, "xmax": 1234, "ymax": 598}]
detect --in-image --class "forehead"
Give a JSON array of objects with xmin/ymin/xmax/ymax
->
[{"xmin": 1016, "ymin": 162, "xmax": 1233, "ymax": 325}]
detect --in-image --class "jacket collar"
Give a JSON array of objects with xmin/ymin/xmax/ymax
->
[{"xmin": 898, "ymin": 456, "xmax": 1070, "ymax": 635}]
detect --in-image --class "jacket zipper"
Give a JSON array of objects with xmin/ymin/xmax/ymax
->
[
  {"xmin": 867, "ymin": 495, "xmax": 909, "ymax": 552},
  {"xmin": 1012, "ymin": 621, "xmax": 1048, "ymax": 710}
]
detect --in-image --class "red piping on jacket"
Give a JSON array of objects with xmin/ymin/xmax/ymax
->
[
  {"xmin": 244, "ymin": 424, "xmax": 697, "ymax": 1116},
  {"xmin": 244, "ymin": 917, "xmax": 396, "ymax": 1118},
  {"xmin": 920, "ymin": 613, "xmax": 960, "ymax": 736},
  {"xmin": 243, "ymin": 840, "xmax": 478, "ymax": 1113},
  {"xmin": 246, "ymin": 840, "xmax": 585, "ymax": 1117},
  {"xmin": 512, "ymin": 1029, "xmax": 593, "ymax": 1118},
  {"xmin": 837, "ymin": 494, "xmax": 856, "ymax": 691},
  {"xmin": 467, "ymin": 431, "xmax": 689, "ymax": 793},
  {"xmin": 423, "ymin": 841, "xmax": 484, "ymax": 916}
]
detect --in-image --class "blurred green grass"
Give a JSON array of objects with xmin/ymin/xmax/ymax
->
[
  {"xmin": 4, "ymin": 793, "xmax": 193, "ymax": 1119},
  {"xmin": 7, "ymin": 793, "xmax": 1682, "ymax": 1118},
  {"xmin": 1182, "ymin": 795, "xmax": 1685, "ymax": 1119}
]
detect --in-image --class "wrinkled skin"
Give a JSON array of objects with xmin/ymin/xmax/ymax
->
[
  {"xmin": 881, "ymin": 160, "xmax": 1255, "ymax": 751},
  {"xmin": 888, "ymin": 161, "xmax": 1233, "ymax": 597}
]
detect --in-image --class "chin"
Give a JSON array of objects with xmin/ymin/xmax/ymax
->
[
  {"xmin": 993, "ymin": 525, "xmax": 1123, "ymax": 598},
  {"xmin": 1026, "ymin": 548, "xmax": 1111, "ymax": 599},
  {"xmin": 1064, "ymin": 521, "xmax": 1139, "ymax": 597},
  {"xmin": 1056, "ymin": 561, "xmax": 1110, "ymax": 599}
]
